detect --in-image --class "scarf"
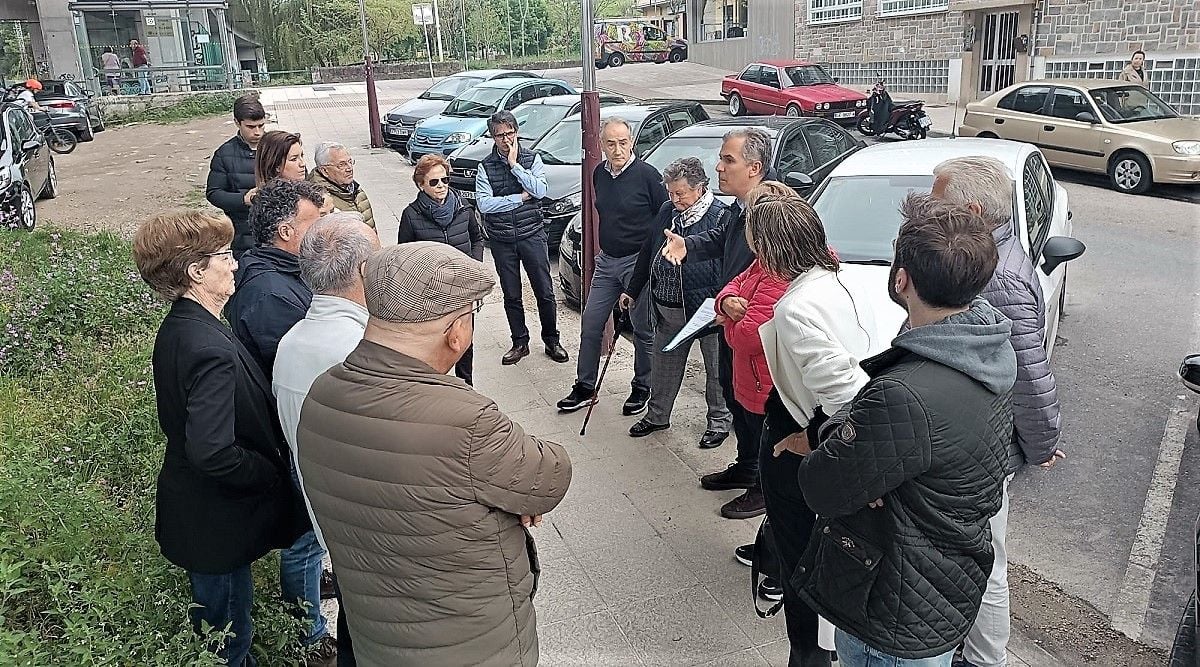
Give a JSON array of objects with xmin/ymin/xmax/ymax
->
[
  {"xmin": 418, "ymin": 190, "xmax": 457, "ymax": 228},
  {"xmin": 673, "ymin": 188, "xmax": 715, "ymax": 231}
]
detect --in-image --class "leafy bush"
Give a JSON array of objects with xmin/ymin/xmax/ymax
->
[
  {"xmin": 108, "ymin": 92, "xmax": 243, "ymax": 127},
  {"xmin": 0, "ymin": 229, "xmax": 307, "ymax": 665}
]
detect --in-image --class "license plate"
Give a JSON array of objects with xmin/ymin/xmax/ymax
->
[
  {"xmin": 834, "ymin": 111, "xmax": 855, "ymax": 119},
  {"xmin": 918, "ymin": 116, "xmax": 932, "ymax": 128},
  {"xmin": 460, "ymin": 190, "xmax": 475, "ymax": 200},
  {"xmin": 387, "ymin": 127, "xmax": 410, "ymax": 137}
]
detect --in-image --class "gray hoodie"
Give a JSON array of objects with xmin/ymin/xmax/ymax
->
[{"xmin": 893, "ymin": 297, "xmax": 1016, "ymax": 396}]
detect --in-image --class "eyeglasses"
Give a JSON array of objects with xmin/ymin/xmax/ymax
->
[
  {"xmin": 493, "ymin": 131, "xmax": 517, "ymax": 140},
  {"xmin": 443, "ymin": 299, "xmax": 484, "ymax": 334},
  {"xmin": 426, "ymin": 177, "xmax": 451, "ymax": 187},
  {"xmin": 332, "ymin": 159, "xmax": 354, "ymax": 170},
  {"xmin": 204, "ymin": 249, "xmax": 234, "ymax": 262}
]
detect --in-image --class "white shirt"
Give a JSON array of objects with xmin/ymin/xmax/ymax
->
[
  {"xmin": 759, "ymin": 267, "xmax": 888, "ymax": 429},
  {"xmin": 15, "ymin": 90, "xmax": 35, "ymax": 109},
  {"xmin": 272, "ymin": 294, "xmax": 369, "ymax": 549}
]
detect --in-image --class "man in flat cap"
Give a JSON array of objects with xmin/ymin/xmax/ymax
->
[{"xmin": 296, "ymin": 241, "xmax": 572, "ymax": 667}]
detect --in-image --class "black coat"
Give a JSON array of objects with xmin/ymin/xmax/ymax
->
[
  {"xmin": 224, "ymin": 246, "xmax": 313, "ymax": 381},
  {"xmin": 151, "ymin": 298, "xmax": 308, "ymax": 575},
  {"xmin": 398, "ymin": 191, "xmax": 485, "ymax": 261},
  {"xmin": 206, "ymin": 135, "xmax": 257, "ymax": 256},
  {"xmin": 627, "ymin": 199, "xmax": 728, "ymax": 316}
]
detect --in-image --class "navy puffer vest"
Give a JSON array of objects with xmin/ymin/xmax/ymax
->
[{"xmin": 480, "ymin": 149, "xmax": 544, "ymax": 243}]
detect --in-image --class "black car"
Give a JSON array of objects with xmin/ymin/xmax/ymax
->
[
  {"xmin": 1, "ymin": 104, "xmax": 57, "ymax": 230},
  {"xmin": 35, "ymin": 79, "xmax": 104, "ymax": 142},
  {"xmin": 558, "ymin": 116, "xmax": 865, "ymax": 306},
  {"xmin": 447, "ymin": 93, "xmax": 626, "ymax": 197}
]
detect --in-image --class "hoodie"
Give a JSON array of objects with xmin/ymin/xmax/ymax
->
[
  {"xmin": 793, "ymin": 298, "xmax": 1016, "ymax": 660},
  {"xmin": 224, "ymin": 246, "xmax": 313, "ymax": 380}
]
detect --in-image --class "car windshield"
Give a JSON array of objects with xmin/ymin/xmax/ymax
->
[
  {"xmin": 643, "ymin": 135, "xmax": 723, "ymax": 192},
  {"xmin": 514, "ymin": 104, "xmax": 572, "ymax": 141},
  {"xmin": 534, "ymin": 117, "xmax": 643, "ymax": 165},
  {"xmin": 783, "ymin": 65, "xmax": 835, "ymax": 87},
  {"xmin": 422, "ymin": 76, "xmax": 484, "ymax": 102},
  {"xmin": 813, "ymin": 175, "xmax": 946, "ymax": 263},
  {"xmin": 1088, "ymin": 85, "xmax": 1180, "ymax": 123},
  {"xmin": 443, "ymin": 86, "xmax": 508, "ymax": 117}
]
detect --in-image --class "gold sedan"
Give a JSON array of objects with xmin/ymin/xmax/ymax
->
[{"xmin": 959, "ymin": 79, "xmax": 1200, "ymax": 194}]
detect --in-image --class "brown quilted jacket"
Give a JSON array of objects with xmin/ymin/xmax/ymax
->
[
  {"xmin": 297, "ymin": 340, "xmax": 571, "ymax": 667},
  {"xmin": 308, "ymin": 168, "xmax": 375, "ymax": 228}
]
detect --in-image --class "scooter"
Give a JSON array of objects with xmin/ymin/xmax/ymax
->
[
  {"xmin": 1170, "ymin": 354, "xmax": 1200, "ymax": 666},
  {"xmin": 856, "ymin": 80, "xmax": 931, "ymax": 140}
]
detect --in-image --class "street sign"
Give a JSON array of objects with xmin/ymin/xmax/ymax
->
[{"xmin": 412, "ymin": 4, "xmax": 434, "ymax": 25}]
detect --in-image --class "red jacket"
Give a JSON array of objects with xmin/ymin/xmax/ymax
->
[{"xmin": 715, "ymin": 260, "xmax": 790, "ymax": 414}]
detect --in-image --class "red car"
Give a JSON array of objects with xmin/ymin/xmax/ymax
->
[{"xmin": 721, "ymin": 60, "xmax": 868, "ymax": 125}]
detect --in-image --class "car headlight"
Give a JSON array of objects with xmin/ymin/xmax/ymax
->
[
  {"xmin": 1173, "ymin": 141, "xmax": 1200, "ymax": 156},
  {"xmin": 444, "ymin": 132, "xmax": 473, "ymax": 144},
  {"xmin": 549, "ymin": 192, "xmax": 583, "ymax": 215},
  {"xmin": 857, "ymin": 99, "xmax": 866, "ymax": 108}
]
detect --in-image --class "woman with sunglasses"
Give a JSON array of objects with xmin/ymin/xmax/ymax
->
[{"xmin": 399, "ymin": 153, "xmax": 485, "ymax": 384}]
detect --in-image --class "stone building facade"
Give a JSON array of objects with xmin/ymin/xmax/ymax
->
[{"xmin": 780, "ymin": 0, "xmax": 1199, "ymax": 114}]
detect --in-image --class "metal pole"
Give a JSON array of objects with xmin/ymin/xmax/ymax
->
[
  {"xmin": 432, "ymin": 0, "xmax": 445, "ymax": 61},
  {"xmin": 461, "ymin": 0, "xmax": 469, "ymax": 70},
  {"xmin": 357, "ymin": 0, "xmax": 383, "ymax": 148},
  {"xmin": 423, "ymin": 23, "xmax": 434, "ymax": 80},
  {"xmin": 580, "ymin": 0, "xmax": 600, "ymax": 306}
]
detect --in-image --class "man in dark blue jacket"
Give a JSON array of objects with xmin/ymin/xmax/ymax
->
[
  {"xmin": 206, "ymin": 94, "xmax": 268, "ymax": 257},
  {"xmin": 223, "ymin": 177, "xmax": 334, "ymax": 662}
]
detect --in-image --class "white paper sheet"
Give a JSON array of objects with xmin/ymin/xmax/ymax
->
[{"xmin": 662, "ymin": 298, "xmax": 717, "ymax": 353}]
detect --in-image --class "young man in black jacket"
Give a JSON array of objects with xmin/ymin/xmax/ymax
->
[
  {"xmin": 206, "ymin": 94, "xmax": 267, "ymax": 257},
  {"xmin": 795, "ymin": 194, "xmax": 1016, "ymax": 666}
]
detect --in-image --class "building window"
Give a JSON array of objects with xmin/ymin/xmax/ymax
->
[
  {"xmin": 1045, "ymin": 57, "xmax": 1200, "ymax": 116},
  {"xmin": 877, "ymin": 0, "xmax": 948, "ymax": 18},
  {"xmin": 698, "ymin": 0, "xmax": 748, "ymax": 42},
  {"xmin": 821, "ymin": 60, "xmax": 950, "ymax": 94},
  {"xmin": 808, "ymin": 0, "xmax": 863, "ymax": 25}
]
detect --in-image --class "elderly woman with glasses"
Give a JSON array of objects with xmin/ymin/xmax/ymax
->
[
  {"xmin": 398, "ymin": 153, "xmax": 485, "ymax": 384},
  {"xmin": 308, "ymin": 140, "xmax": 375, "ymax": 227},
  {"xmin": 621, "ymin": 156, "xmax": 733, "ymax": 447},
  {"xmin": 133, "ymin": 211, "xmax": 308, "ymax": 667}
]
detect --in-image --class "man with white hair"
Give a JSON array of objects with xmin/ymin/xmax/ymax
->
[
  {"xmin": 309, "ymin": 141, "xmax": 375, "ymax": 228},
  {"xmin": 274, "ymin": 211, "xmax": 380, "ymax": 666},
  {"xmin": 931, "ymin": 156, "xmax": 1065, "ymax": 667}
]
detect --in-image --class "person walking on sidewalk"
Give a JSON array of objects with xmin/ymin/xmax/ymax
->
[
  {"xmin": 129, "ymin": 39, "xmax": 151, "ymax": 94},
  {"xmin": 297, "ymin": 241, "xmax": 572, "ymax": 667},
  {"xmin": 796, "ymin": 194, "xmax": 1015, "ymax": 667},
  {"xmin": 661, "ymin": 128, "xmax": 772, "ymax": 517},
  {"xmin": 752, "ymin": 188, "xmax": 883, "ymax": 667},
  {"xmin": 931, "ymin": 157, "xmax": 1065, "ymax": 667},
  {"xmin": 400, "ymin": 154, "xmax": 485, "ymax": 384},
  {"xmin": 475, "ymin": 110, "xmax": 568, "ymax": 366},
  {"xmin": 557, "ymin": 117, "xmax": 668, "ymax": 416},
  {"xmin": 206, "ymin": 94, "xmax": 268, "ymax": 258},
  {"xmin": 621, "ymin": 157, "xmax": 731, "ymax": 446}
]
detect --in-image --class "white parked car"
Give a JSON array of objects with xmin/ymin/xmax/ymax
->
[{"xmin": 809, "ymin": 138, "xmax": 1085, "ymax": 356}]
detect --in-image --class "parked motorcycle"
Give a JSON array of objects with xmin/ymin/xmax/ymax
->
[
  {"xmin": 1170, "ymin": 354, "xmax": 1200, "ymax": 667},
  {"xmin": 856, "ymin": 80, "xmax": 931, "ymax": 140}
]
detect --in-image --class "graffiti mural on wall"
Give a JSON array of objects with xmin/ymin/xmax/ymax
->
[{"xmin": 593, "ymin": 19, "xmax": 688, "ymax": 67}]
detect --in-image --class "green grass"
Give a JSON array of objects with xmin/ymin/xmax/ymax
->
[
  {"xmin": 108, "ymin": 92, "xmax": 243, "ymax": 127},
  {"xmin": 0, "ymin": 228, "xmax": 307, "ymax": 665}
]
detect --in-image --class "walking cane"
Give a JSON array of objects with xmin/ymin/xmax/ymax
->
[{"xmin": 580, "ymin": 305, "xmax": 627, "ymax": 437}]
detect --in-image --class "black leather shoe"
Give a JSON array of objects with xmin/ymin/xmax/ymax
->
[
  {"xmin": 721, "ymin": 488, "xmax": 766, "ymax": 519},
  {"xmin": 698, "ymin": 430, "xmax": 729, "ymax": 449},
  {"xmin": 557, "ymin": 383, "xmax": 596, "ymax": 412},
  {"xmin": 629, "ymin": 419, "xmax": 670, "ymax": 438},
  {"xmin": 545, "ymin": 342, "xmax": 569, "ymax": 363},
  {"xmin": 700, "ymin": 463, "xmax": 757, "ymax": 491},
  {"xmin": 622, "ymin": 387, "xmax": 650, "ymax": 416},
  {"xmin": 502, "ymin": 344, "xmax": 529, "ymax": 365}
]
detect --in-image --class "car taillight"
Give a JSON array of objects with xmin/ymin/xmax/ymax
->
[{"xmin": 46, "ymin": 102, "xmax": 75, "ymax": 109}]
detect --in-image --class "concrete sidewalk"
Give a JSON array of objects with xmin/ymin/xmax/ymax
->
[{"xmin": 265, "ymin": 68, "xmax": 1064, "ymax": 667}]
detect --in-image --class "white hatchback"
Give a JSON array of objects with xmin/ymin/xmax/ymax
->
[{"xmin": 808, "ymin": 138, "xmax": 1085, "ymax": 357}]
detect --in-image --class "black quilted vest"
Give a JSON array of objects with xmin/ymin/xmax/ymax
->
[
  {"xmin": 649, "ymin": 200, "xmax": 728, "ymax": 315},
  {"xmin": 480, "ymin": 148, "xmax": 544, "ymax": 243}
]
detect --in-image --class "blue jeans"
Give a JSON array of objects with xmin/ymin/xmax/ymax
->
[
  {"xmin": 136, "ymin": 65, "xmax": 151, "ymax": 94},
  {"xmin": 280, "ymin": 529, "xmax": 329, "ymax": 644},
  {"xmin": 188, "ymin": 565, "xmax": 256, "ymax": 666},
  {"xmin": 835, "ymin": 630, "xmax": 954, "ymax": 667}
]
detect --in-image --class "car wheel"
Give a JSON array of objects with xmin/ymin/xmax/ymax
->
[
  {"xmin": 78, "ymin": 122, "xmax": 95, "ymax": 142},
  {"xmin": 785, "ymin": 104, "xmax": 801, "ymax": 117},
  {"xmin": 1169, "ymin": 591, "xmax": 1197, "ymax": 667},
  {"xmin": 595, "ymin": 60, "xmax": 608, "ymax": 70},
  {"xmin": 1108, "ymin": 151, "xmax": 1152, "ymax": 195},
  {"xmin": 856, "ymin": 114, "xmax": 875, "ymax": 136},
  {"xmin": 39, "ymin": 158, "xmax": 58, "ymax": 200},
  {"xmin": 15, "ymin": 186, "xmax": 36, "ymax": 230},
  {"xmin": 94, "ymin": 114, "xmax": 105, "ymax": 132},
  {"xmin": 729, "ymin": 93, "xmax": 745, "ymax": 117},
  {"xmin": 669, "ymin": 49, "xmax": 685, "ymax": 63},
  {"xmin": 608, "ymin": 52, "xmax": 625, "ymax": 68},
  {"xmin": 977, "ymin": 131, "xmax": 1000, "ymax": 139}
]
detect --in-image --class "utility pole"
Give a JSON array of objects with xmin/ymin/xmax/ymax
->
[
  {"xmin": 580, "ymin": 0, "xmax": 600, "ymax": 305},
  {"xmin": 461, "ymin": 0, "xmax": 469, "ymax": 69},
  {"xmin": 357, "ymin": 0, "xmax": 383, "ymax": 148},
  {"xmin": 432, "ymin": 0, "xmax": 445, "ymax": 61}
]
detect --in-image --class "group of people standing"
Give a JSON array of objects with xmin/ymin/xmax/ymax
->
[{"xmin": 133, "ymin": 88, "xmax": 1065, "ymax": 667}]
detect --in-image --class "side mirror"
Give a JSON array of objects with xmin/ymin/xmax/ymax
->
[
  {"xmin": 1179, "ymin": 355, "xmax": 1200, "ymax": 395},
  {"xmin": 1074, "ymin": 111, "xmax": 1098, "ymax": 124},
  {"xmin": 21, "ymin": 139, "xmax": 40, "ymax": 152},
  {"xmin": 1040, "ymin": 236, "xmax": 1086, "ymax": 275},
  {"xmin": 784, "ymin": 171, "xmax": 814, "ymax": 189}
]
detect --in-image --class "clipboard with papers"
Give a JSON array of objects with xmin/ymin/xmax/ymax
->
[{"xmin": 662, "ymin": 298, "xmax": 721, "ymax": 352}]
